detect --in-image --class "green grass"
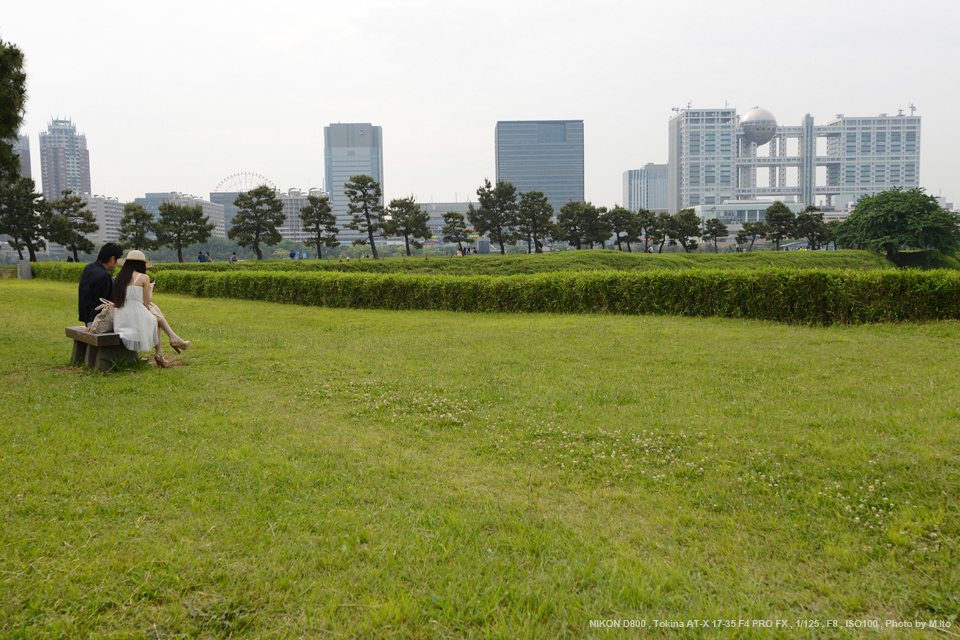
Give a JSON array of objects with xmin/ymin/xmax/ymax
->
[{"xmin": 1, "ymin": 279, "xmax": 958, "ymax": 638}]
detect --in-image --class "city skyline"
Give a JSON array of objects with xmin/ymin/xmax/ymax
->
[{"xmin": 4, "ymin": 0, "xmax": 958, "ymax": 209}]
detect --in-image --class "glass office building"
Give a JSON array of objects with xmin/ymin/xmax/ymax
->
[
  {"xmin": 495, "ymin": 120, "xmax": 584, "ymax": 212},
  {"xmin": 623, "ymin": 163, "xmax": 669, "ymax": 212},
  {"xmin": 324, "ymin": 123, "xmax": 383, "ymax": 239}
]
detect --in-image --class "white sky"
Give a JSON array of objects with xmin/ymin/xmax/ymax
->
[{"xmin": 4, "ymin": 0, "xmax": 959, "ymax": 207}]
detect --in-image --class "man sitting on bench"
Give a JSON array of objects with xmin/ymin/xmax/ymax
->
[{"xmin": 78, "ymin": 242, "xmax": 123, "ymax": 327}]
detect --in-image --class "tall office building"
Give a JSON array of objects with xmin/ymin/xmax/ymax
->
[
  {"xmin": 13, "ymin": 134, "xmax": 31, "ymax": 179},
  {"xmin": 668, "ymin": 106, "xmax": 921, "ymax": 212},
  {"xmin": 623, "ymin": 163, "xmax": 669, "ymax": 212},
  {"xmin": 324, "ymin": 123, "xmax": 383, "ymax": 238},
  {"xmin": 495, "ymin": 120, "xmax": 584, "ymax": 212},
  {"xmin": 39, "ymin": 118, "xmax": 91, "ymax": 199},
  {"xmin": 667, "ymin": 108, "xmax": 739, "ymax": 212}
]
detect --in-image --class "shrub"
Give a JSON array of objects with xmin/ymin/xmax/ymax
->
[
  {"xmin": 149, "ymin": 268, "xmax": 960, "ymax": 325},
  {"xmin": 33, "ymin": 261, "xmax": 960, "ymax": 325}
]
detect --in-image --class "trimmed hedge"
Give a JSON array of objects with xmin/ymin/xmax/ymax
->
[
  {"xmin": 30, "ymin": 262, "xmax": 960, "ymax": 324},
  {"xmin": 27, "ymin": 249, "xmax": 896, "ymax": 278}
]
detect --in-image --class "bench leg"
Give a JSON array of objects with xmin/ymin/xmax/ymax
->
[
  {"xmin": 95, "ymin": 345, "xmax": 139, "ymax": 372},
  {"xmin": 71, "ymin": 340, "xmax": 87, "ymax": 365},
  {"xmin": 85, "ymin": 344, "xmax": 98, "ymax": 368}
]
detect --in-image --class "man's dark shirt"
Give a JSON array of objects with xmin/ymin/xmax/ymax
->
[{"xmin": 78, "ymin": 261, "xmax": 114, "ymax": 323}]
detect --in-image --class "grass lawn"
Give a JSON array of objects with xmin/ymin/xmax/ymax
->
[{"xmin": 1, "ymin": 279, "xmax": 958, "ymax": 638}]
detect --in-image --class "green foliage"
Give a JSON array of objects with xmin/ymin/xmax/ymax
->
[
  {"xmin": 764, "ymin": 201, "xmax": 796, "ymax": 250},
  {"xmin": 604, "ymin": 206, "xmax": 640, "ymax": 252},
  {"xmin": 0, "ymin": 175, "xmax": 44, "ymax": 261},
  {"xmin": 469, "ymin": 179, "xmax": 518, "ymax": 254},
  {"xmin": 737, "ymin": 221, "xmax": 769, "ymax": 251},
  {"xmin": 228, "ymin": 185, "xmax": 285, "ymax": 260},
  {"xmin": 343, "ymin": 175, "xmax": 385, "ymax": 259},
  {"xmin": 384, "ymin": 196, "xmax": 431, "ymax": 256},
  {"xmin": 833, "ymin": 187, "xmax": 960, "ymax": 260},
  {"xmin": 298, "ymin": 193, "xmax": 339, "ymax": 259},
  {"xmin": 555, "ymin": 201, "xmax": 609, "ymax": 250},
  {"xmin": 30, "ymin": 249, "xmax": 897, "ymax": 281},
  {"xmin": 651, "ymin": 211, "xmax": 673, "ymax": 253},
  {"xmin": 440, "ymin": 211, "xmax": 473, "ymax": 252},
  {"xmin": 515, "ymin": 190, "xmax": 554, "ymax": 254},
  {"xmin": 702, "ymin": 218, "xmax": 729, "ymax": 253},
  {"xmin": 42, "ymin": 263, "xmax": 959, "ymax": 325},
  {"xmin": 889, "ymin": 250, "xmax": 960, "ymax": 270},
  {"xmin": 156, "ymin": 201, "xmax": 215, "ymax": 263},
  {"xmin": 117, "ymin": 202, "xmax": 157, "ymax": 251},
  {"xmin": 635, "ymin": 208, "xmax": 657, "ymax": 253},
  {"xmin": 671, "ymin": 208, "xmax": 701, "ymax": 253},
  {"xmin": 43, "ymin": 189, "xmax": 98, "ymax": 262},
  {"xmin": 795, "ymin": 205, "xmax": 829, "ymax": 250},
  {"xmin": 0, "ymin": 39, "xmax": 27, "ymax": 180}
]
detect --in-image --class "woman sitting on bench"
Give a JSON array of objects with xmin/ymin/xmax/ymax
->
[{"xmin": 113, "ymin": 250, "xmax": 191, "ymax": 368}]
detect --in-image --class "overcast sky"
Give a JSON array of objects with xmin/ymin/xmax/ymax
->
[{"xmin": 4, "ymin": 0, "xmax": 959, "ymax": 207}]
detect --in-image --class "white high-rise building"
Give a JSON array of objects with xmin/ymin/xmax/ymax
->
[
  {"xmin": 81, "ymin": 194, "xmax": 125, "ymax": 243},
  {"xmin": 39, "ymin": 118, "xmax": 91, "ymax": 199},
  {"xmin": 134, "ymin": 192, "xmax": 226, "ymax": 238},
  {"xmin": 623, "ymin": 163, "xmax": 669, "ymax": 212},
  {"xmin": 277, "ymin": 188, "xmax": 328, "ymax": 243},
  {"xmin": 668, "ymin": 106, "xmax": 921, "ymax": 212}
]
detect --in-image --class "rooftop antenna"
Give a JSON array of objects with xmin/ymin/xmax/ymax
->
[
  {"xmin": 909, "ymin": 102, "xmax": 917, "ymax": 116},
  {"xmin": 687, "ymin": 101, "xmax": 692, "ymax": 109},
  {"xmin": 897, "ymin": 106, "xmax": 904, "ymax": 117}
]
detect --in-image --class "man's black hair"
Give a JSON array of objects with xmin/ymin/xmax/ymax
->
[{"xmin": 97, "ymin": 242, "xmax": 123, "ymax": 264}]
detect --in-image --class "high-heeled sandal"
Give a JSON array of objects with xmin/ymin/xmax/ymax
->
[
  {"xmin": 170, "ymin": 338, "xmax": 191, "ymax": 354},
  {"xmin": 154, "ymin": 354, "xmax": 170, "ymax": 368}
]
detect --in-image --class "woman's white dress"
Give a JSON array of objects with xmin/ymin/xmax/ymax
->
[{"xmin": 114, "ymin": 286, "xmax": 158, "ymax": 352}]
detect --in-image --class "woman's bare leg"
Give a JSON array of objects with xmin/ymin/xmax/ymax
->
[{"xmin": 157, "ymin": 316, "xmax": 182, "ymax": 343}]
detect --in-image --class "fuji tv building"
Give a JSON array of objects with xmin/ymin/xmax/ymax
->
[{"xmin": 667, "ymin": 105, "xmax": 921, "ymax": 231}]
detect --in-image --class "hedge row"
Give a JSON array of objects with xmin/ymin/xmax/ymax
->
[
  {"xmin": 30, "ymin": 262, "xmax": 960, "ymax": 324},
  {"xmin": 26, "ymin": 249, "xmax": 896, "ymax": 277}
]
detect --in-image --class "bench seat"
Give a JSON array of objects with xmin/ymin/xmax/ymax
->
[{"xmin": 66, "ymin": 326, "xmax": 139, "ymax": 372}]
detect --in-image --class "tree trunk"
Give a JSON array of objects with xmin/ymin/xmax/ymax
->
[
  {"xmin": 178, "ymin": 246, "xmax": 184, "ymax": 263},
  {"xmin": 367, "ymin": 227, "xmax": 379, "ymax": 260},
  {"xmin": 405, "ymin": 235, "xmax": 411, "ymax": 256}
]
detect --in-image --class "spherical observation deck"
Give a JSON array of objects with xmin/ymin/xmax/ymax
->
[{"xmin": 740, "ymin": 107, "xmax": 778, "ymax": 146}]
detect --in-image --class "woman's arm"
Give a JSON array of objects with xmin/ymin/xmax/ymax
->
[{"xmin": 143, "ymin": 275, "xmax": 153, "ymax": 306}]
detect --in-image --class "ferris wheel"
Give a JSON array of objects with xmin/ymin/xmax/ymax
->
[{"xmin": 213, "ymin": 172, "xmax": 278, "ymax": 193}]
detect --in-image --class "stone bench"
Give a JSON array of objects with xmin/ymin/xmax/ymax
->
[{"xmin": 66, "ymin": 326, "xmax": 139, "ymax": 372}]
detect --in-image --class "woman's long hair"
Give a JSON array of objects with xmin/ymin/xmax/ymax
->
[{"xmin": 113, "ymin": 259, "xmax": 146, "ymax": 308}]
